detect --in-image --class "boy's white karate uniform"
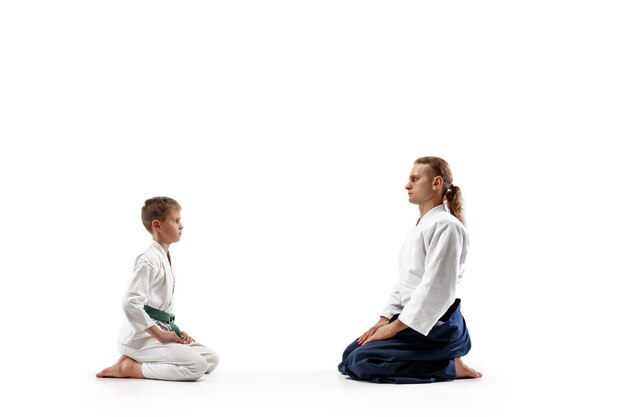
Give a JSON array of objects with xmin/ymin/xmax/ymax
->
[
  {"xmin": 381, "ymin": 204, "xmax": 468, "ymax": 336},
  {"xmin": 118, "ymin": 241, "xmax": 219, "ymax": 381}
]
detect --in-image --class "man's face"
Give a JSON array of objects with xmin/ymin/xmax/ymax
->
[{"xmin": 405, "ymin": 163, "xmax": 439, "ymax": 205}]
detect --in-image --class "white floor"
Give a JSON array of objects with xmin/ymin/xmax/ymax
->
[{"xmin": 6, "ymin": 361, "xmax": 622, "ymax": 417}]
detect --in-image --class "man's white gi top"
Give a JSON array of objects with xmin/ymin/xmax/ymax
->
[{"xmin": 381, "ymin": 204, "xmax": 468, "ymax": 336}]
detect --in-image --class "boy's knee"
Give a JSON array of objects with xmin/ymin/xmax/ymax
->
[
  {"xmin": 205, "ymin": 350, "xmax": 219, "ymax": 373},
  {"xmin": 180, "ymin": 355, "xmax": 210, "ymax": 381}
]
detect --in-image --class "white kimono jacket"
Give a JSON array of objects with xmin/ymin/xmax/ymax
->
[
  {"xmin": 381, "ymin": 204, "xmax": 468, "ymax": 336},
  {"xmin": 118, "ymin": 241, "xmax": 176, "ymax": 345}
]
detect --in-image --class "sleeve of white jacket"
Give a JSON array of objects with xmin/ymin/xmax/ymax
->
[
  {"xmin": 123, "ymin": 259, "xmax": 157, "ymax": 332},
  {"xmin": 398, "ymin": 222, "xmax": 463, "ymax": 336},
  {"xmin": 381, "ymin": 279, "xmax": 403, "ymax": 319}
]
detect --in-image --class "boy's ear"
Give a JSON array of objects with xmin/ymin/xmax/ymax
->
[{"xmin": 151, "ymin": 219, "xmax": 161, "ymax": 231}]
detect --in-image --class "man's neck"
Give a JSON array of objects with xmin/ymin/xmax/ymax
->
[{"xmin": 418, "ymin": 199, "xmax": 443, "ymax": 218}]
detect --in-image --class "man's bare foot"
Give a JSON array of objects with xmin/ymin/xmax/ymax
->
[
  {"xmin": 96, "ymin": 355, "xmax": 144, "ymax": 379},
  {"xmin": 454, "ymin": 357, "xmax": 482, "ymax": 379}
]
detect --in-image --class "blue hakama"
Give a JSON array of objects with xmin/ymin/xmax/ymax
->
[{"xmin": 338, "ymin": 299, "xmax": 471, "ymax": 384}]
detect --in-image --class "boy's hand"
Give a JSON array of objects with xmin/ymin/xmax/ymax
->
[
  {"xmin": 181, "ymin": 331, "xmax": 195, "ymax": 344},
  {"xmin": 158, "ymin": 330, "xmax": 184, "ymax": 344},
  {"xmin": 146, "ymin": 325, "xmax": 183, "ymax": 344}
]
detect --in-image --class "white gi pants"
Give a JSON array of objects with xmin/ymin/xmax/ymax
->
[{"xmin": 119, "ymin": 338, "xmax": 219, "ymax": 381}]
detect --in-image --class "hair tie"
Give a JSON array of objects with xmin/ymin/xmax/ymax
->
[{"xmin": 447, "ymin": 184, "xmax": 454, "ymax": 192}]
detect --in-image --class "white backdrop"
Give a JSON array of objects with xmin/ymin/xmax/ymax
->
[{"xmin": 1, "ymin": 1, "xmax": 625, "ymax": 414}]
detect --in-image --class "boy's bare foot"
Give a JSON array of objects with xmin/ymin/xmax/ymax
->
[
  {"xmin": 96, "ymin": 355, "xmax": 144, "ymax": 379},
  {"xmin": 454, "ymin": 357, "xmax": 482, "ymax": 379}
]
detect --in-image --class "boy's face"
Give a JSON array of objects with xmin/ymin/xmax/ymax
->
[{"xmin": 153, "ymin": 209, "xmax": 183, "ymax": 244}]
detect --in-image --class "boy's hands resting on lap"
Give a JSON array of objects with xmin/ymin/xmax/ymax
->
[
  {"xmin": 181, "ymin": 331, "xmax": 195, "ymax": 344},
  {"xmin": 146, "ymin": 325, "xmax": 184, "ymax": 344}
]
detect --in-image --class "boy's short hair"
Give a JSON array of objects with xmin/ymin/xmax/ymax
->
[{"xmin": 141, "ymin": 197, "xmax": 181, "ymax": 233}]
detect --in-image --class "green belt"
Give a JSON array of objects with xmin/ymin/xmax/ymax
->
[{"xmin": 143, "ymin": 305, "xmax": 182, "ymax": 337}]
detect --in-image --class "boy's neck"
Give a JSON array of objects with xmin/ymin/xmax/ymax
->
[{"xmin": 152, "ymin": 235, "xmax": 170, "ymax": 254}]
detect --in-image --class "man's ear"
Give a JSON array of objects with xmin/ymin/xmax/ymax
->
[
  {"xmin": 432, "ymin": 176, "xmax": 444, "ymax": 190},
  {"xmin": 152, "ymin": 219, "xmax": 161, "ymax": 231}
]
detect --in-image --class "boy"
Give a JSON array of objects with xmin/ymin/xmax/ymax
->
[{"xmin": 97, "ymin": 197, "xmax": 219, "ymax": 381}]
